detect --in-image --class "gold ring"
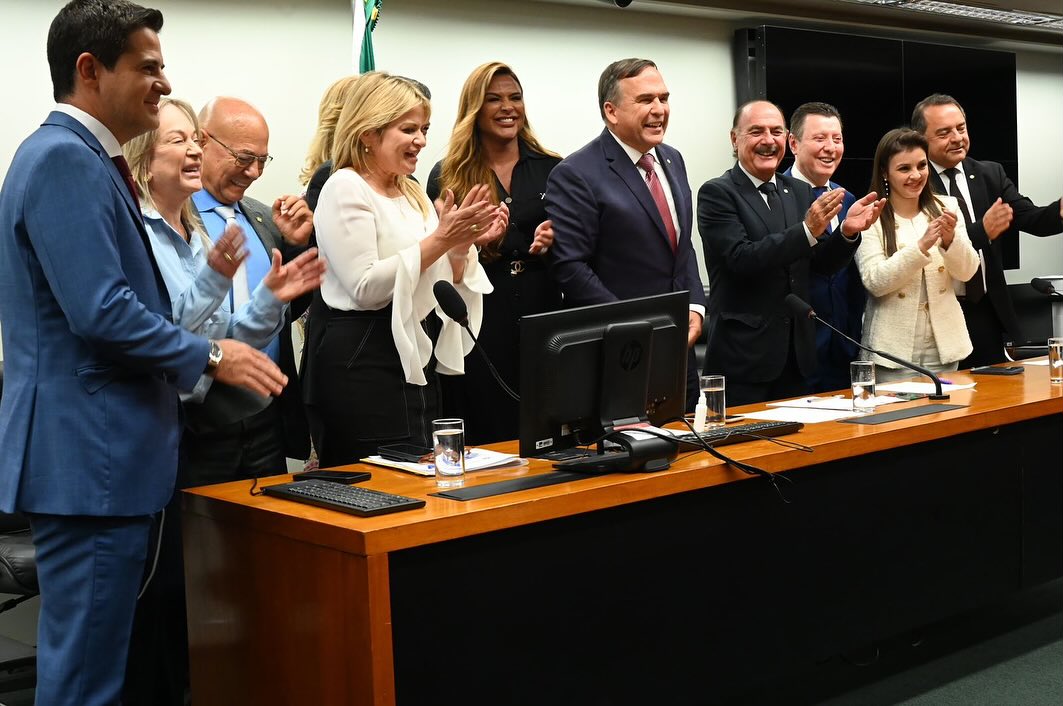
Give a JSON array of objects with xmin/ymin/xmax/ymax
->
[
  {"xmin": 471, "ymin": 224, "xmax": 480, "ymax": 233},
  {"xmin": 223, "ymin": 252, "xmax": 233, "ymax": 262}
]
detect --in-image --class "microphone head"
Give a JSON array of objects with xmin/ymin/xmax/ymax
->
[
  {"xmin": 784, "ymin": 293, "xmax": 815, "ymax": 319},
  {"xmin": 1031, "ymin": 277, "xmax": 1057, "ymax": 295},
  {"xmin": 433, "ymin": 280, "xmax": 469, "ymax": 326}
]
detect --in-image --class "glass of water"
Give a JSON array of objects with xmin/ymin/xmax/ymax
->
[
  {"xmin": 432, "ymin": 418, "xmax": 466, "ymax": 487},
  {"xmin": 850, "ymin": 361, "xmax": 877, "ymax": 413},
  {"xmin": 699, "ymin": 375, "xmax": 726, "ymax": 428},
  {"xmin": 1049, "ymin": 337, "xmax": 1063, "ymax": 384}
]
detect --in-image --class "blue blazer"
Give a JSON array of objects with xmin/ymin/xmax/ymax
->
[
  {"xmin": 545, "ymin": 129, "xmax": 705, "ymax": 309},
  {"xmin": 783, "ymin": 170, "xmax": 863, "ymax": 390},
  {"xmin": 0, "ymin": 111, "xmax": 209, "ymax": 516}
]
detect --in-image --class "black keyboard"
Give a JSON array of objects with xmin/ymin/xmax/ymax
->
[
  {"xmin": 671, "ymin": 420, "xmax": 804, "ymax": 446},
  {"xmin": 263, "ymin": 479, "xmax": 426, "ymax": 517}
]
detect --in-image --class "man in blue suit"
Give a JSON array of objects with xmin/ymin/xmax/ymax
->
[
  {"xmin": 785, "ymin": 102, "xmax": 863, "ymax": 392},
  {"xmin": 0, "ymin": 2, "xmax": 285, "ymax": 703},
  {"xmin": 545, "ymin": 58, "xmax": 705, "ymax": 407}
]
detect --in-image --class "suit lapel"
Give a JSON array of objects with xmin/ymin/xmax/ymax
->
[
  {"xmin": 46, "ymin": 112, "xmax": 172, "ymax": 305},
  {"xmin": 730, "ymin": 164, "xmax": 778, "ymax": 232},
  {"xmin": 777, "ymin": 175, "xmax": 802, "ymax": 228},
  {"xmin": 600, "ymin": 131, "xmax": 673, "ymax": 250},
  {"xmin": 657, "ymin": 145, "xmax": 689, "ymax": 242},
  {"xmin": 238, "ymin": 199, "xmax": 279, "ymax": 252},
  {"xmin": 963, "ymin": 158, "xmax": 991, "ymax": 216}
]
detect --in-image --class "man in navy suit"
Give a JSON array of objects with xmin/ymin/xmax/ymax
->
[
  {"xmin": 698, "ymin": 100, "xmax": 883, "ymax": 405},
  {"xmin": 785, "ymin": 102, "xmax": 862, "ymax": 392},
  {"xmin": 913, "ymin": 93, "xmax": 1063, "ymax": 367},
  {"xmin": 545, "ymin": 58, "xmax": 705, "ymax": 407},
  {"xmin": 0, "ymin": 2, "xmax": 285, "ymax": 703}
]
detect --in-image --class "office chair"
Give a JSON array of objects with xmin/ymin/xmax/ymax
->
[{"xmin": 0, "ymin": 363, "xmax": 38, "ymax": 695}]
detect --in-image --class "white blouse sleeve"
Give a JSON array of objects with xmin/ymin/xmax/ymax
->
[{"xmin": 315, "ymin": 170, "xmax": 492, "ymax": 385}]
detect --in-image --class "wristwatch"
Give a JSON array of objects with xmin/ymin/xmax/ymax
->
[{"xmin": 205, "ymin": 340, "xmax": 223, "ymax": 375}]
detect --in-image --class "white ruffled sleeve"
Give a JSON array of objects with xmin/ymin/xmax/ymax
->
[{"xmin": 434, "ymin": 246, "xmax": 492, "ymax": 376}]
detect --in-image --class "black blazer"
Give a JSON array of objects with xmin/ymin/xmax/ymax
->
[
  {"xmin": 545, "ymin": 129, "xmax": 705, "ymax": 309},
  {"xmin": 929, "ymin": 158, "xmax": 1063, "ymax": 340},
  {"xmin": 698, "ymin": 164, "xmax": 859, "ymax": 383}
]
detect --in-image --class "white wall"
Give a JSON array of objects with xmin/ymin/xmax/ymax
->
[{"xmin": 1, "ymin": 0, "xmax": 1060, "ymax": 349}]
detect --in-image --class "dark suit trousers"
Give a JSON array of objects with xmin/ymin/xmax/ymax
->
[
  {"xmin": 725, "ymin": 343, "xmax": 810, "ymax": 407},
  {"xmin": 180, "ymin": 401, "xmax": 288, "ymax": 488},
  {"xmin": 28, "ymin": 513, "xmax": 152, "ymax": 706},
  {"xmin": 959, "ymin": 297, "xmax": 1008, "ymax": 368}
]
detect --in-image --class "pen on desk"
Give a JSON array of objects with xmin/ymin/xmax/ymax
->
[{"xmin": 939, "ymin": 379, "xmax": 953, "ymax": 385}]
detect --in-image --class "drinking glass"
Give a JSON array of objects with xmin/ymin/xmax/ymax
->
[
  {"xmin": 850, "ymin": 361, "xmax": 877, "ymax": 413},
  {"xmin": 432, "ymin": 418, "xmax": 466, "ymax": 487}
]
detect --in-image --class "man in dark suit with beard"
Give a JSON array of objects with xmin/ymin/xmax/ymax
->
[
  {"xmin": 698, "ymin": 100, "xmax": 883, "ymax": 405},
  {"xmin": 913, "ymin": 93, "xmax": 1062, "ymax": 367}
]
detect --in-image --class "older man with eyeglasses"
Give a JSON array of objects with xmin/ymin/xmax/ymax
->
[{"xmin": 188, "ymin": 96, "xmax": 315, "ymax": 489}]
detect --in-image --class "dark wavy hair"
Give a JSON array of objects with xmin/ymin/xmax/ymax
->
[{"xmin": 47, "ymin": 0, "xmax": 163, "ymax": 101}]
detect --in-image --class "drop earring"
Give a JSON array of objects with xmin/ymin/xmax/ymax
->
[{"xmin": 882, "ymin": 179, "xmax": 889, "ymax": 198}]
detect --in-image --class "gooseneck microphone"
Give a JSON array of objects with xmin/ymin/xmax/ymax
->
[
  {"xmin": 432, "ymin": 280, "xmax": 520, "ymax": 402},
  {"xmin": 784, "ymin": 294, "xmax": 950, "ymax": 400},
  {"xmin": 1031, "ymin": 277, "xmax": 1061, "ymax": 297}
]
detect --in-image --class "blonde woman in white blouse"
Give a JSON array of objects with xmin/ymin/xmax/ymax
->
[
  {"xmin": 856, "ymin": 128, "xmax": 979, "ymax": 384},
  {"xmin": 304, "ymin": 72, "xmax": 507, "ymax": 466}
]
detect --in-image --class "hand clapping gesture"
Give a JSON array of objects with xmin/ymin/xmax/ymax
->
[
  {"xmin": 272, "ymin": 195, "xmax": 314, "ymax": 246},
  {"xmin": 206, "ymin": 223, "xmax": 247, "ymax": 278},
  {"xmin": 261, "ymin": 247, "xmax": 327, "ymax": 302},
  {"xmin": 529, "ymin": 219, "xmax": 554, "ymax": 255},
  {"xmin": 841, "ymin": 192, "xmax": 887, "ymax": 236}
]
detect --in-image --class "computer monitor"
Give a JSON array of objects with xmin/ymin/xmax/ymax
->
[{"xmin": 518, "ymin": 291, "xmax": 688, "ymax": 468}]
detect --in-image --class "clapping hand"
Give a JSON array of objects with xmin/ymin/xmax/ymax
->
[
  {"xmin": 982, "ymin": 198, "xmax": 1014, "ymax": 240},
  {"xmin": 804, "ymin": 189, "xmax": 846, "ymax": 236},
  {"xmin": 529, "ymin": 219, "xmax": 554, "ymax": 255},
  {"xmin": 272, "ymin": 195, "xmax": 314, "ymax": 246},
  {"xmin": 437, "ymin": 184, "xmax": 506, "ymax": 253},
  {"xmin": 262, "ymin": 247, "xmax": 327, "ymax": 302},
  {"xmin": 937, "ymin": 210, "xmax": 958, "ymax": 249},
  {"xmin": 206, "ymin": 223, "xmax": 247, "ymax": 278},
  {"xmin": 841, "ymin": 192, "xmax": 887, "ymax": 236}
]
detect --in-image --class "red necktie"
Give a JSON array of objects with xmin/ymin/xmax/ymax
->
[
  {"xmin": 112, "ymin": 155, "xmax": 141, "ymax": 211},
  {"xmin": 636, "ymin": 153, "xmax": 677, "ymax": 252}
]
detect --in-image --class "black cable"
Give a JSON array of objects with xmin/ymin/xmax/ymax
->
[
  {"xmin": 249, "ymin": 475, "xmax": 265, "ymax": 496},
  {"xmin": 463, "ymin": 324, "xmax": 520, "ymax": 402},
  {"xmin": 649, "ymin": 417, "xmax": 794, "ymax": 504}
]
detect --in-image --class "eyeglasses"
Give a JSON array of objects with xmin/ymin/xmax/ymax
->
[{"xmin": 205, "ymin": 132, "xmax": 273, "ymax": 170}]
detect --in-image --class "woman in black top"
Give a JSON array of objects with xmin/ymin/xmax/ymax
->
[{"xmin": 427, "ymin": 61, "xmax": 562, "ymax": 444}]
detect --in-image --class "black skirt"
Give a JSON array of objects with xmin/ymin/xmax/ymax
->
[{"xmin": 302, "ymin": 294, "xmax": 439, "ymax": 467}]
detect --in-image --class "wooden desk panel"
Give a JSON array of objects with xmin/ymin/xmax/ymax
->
[{"xmin": 183, "ymin": 367, "xmax": 1062, "ymax": 705}]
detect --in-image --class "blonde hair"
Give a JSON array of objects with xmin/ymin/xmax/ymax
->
[
  {"xmin": 123, "ymin": 98, "xmax": 207, "ymax": 242},
  {"xmin": 436, "ymin": 61, "xmax": 558, "ymax": 259},
  {"xmin": 300, "ymin": 75, "xmax": 360, "ymax": 185},
  {"xmin": 332, "ymin": 72, "xmax": 432, "ymax": 218}
]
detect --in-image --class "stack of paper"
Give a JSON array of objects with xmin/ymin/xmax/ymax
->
[{"xmin": 364, "ymin": 448, "xmax": 525, "ymax": 477}]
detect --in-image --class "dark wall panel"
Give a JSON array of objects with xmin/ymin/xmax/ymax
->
[{"xmin": 734, "ymin": 25, "xmax": 1020, "ymax": 268}]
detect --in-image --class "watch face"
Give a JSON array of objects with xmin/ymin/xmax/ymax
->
[{"xmin": 209, "ymin": 341, "xmax": 223, "ymax": 367}]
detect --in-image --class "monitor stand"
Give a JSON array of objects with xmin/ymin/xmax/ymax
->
[{"xmin": 553, "ymin": 430, "xmax": 677, "ymax": 474}]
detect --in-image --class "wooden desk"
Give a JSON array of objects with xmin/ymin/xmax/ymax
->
[{"xmin": 183, "ymin": 368, "xmax": 1062, "ymax": 706}]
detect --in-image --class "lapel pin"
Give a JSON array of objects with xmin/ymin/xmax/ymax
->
[
  {"xmin": 969, "ymin": 174, "xmax": 975, "ymax": 180},
  {"xmin": 666, "ymin": 159, "xmax": 671, "ymax": 164},
  {"xmin": 255, "ymin": 216, "xmax": 263, "ymax": 223},
  {"xmin": 783, "ymin": 188, "xmax": 789, "ymax": 194}
]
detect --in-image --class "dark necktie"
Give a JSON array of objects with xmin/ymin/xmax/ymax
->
[
  {"xmin": 812, "ymin": 185, "xmax": 831, "ymax": 234},
  {"xmin": 758, "ymin": 181, "xmax": 785, "ymax": 233},
  {"xmin": 636, "ymin": 153, "xmax": 677, "ymax": 252},
  {"xmin": 944, "ymin": 167, "xmax": 984, "ymax": 303},
  {"xmin": 112, "ymin": 155, "xmax": 141, "ymax": 211}
]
